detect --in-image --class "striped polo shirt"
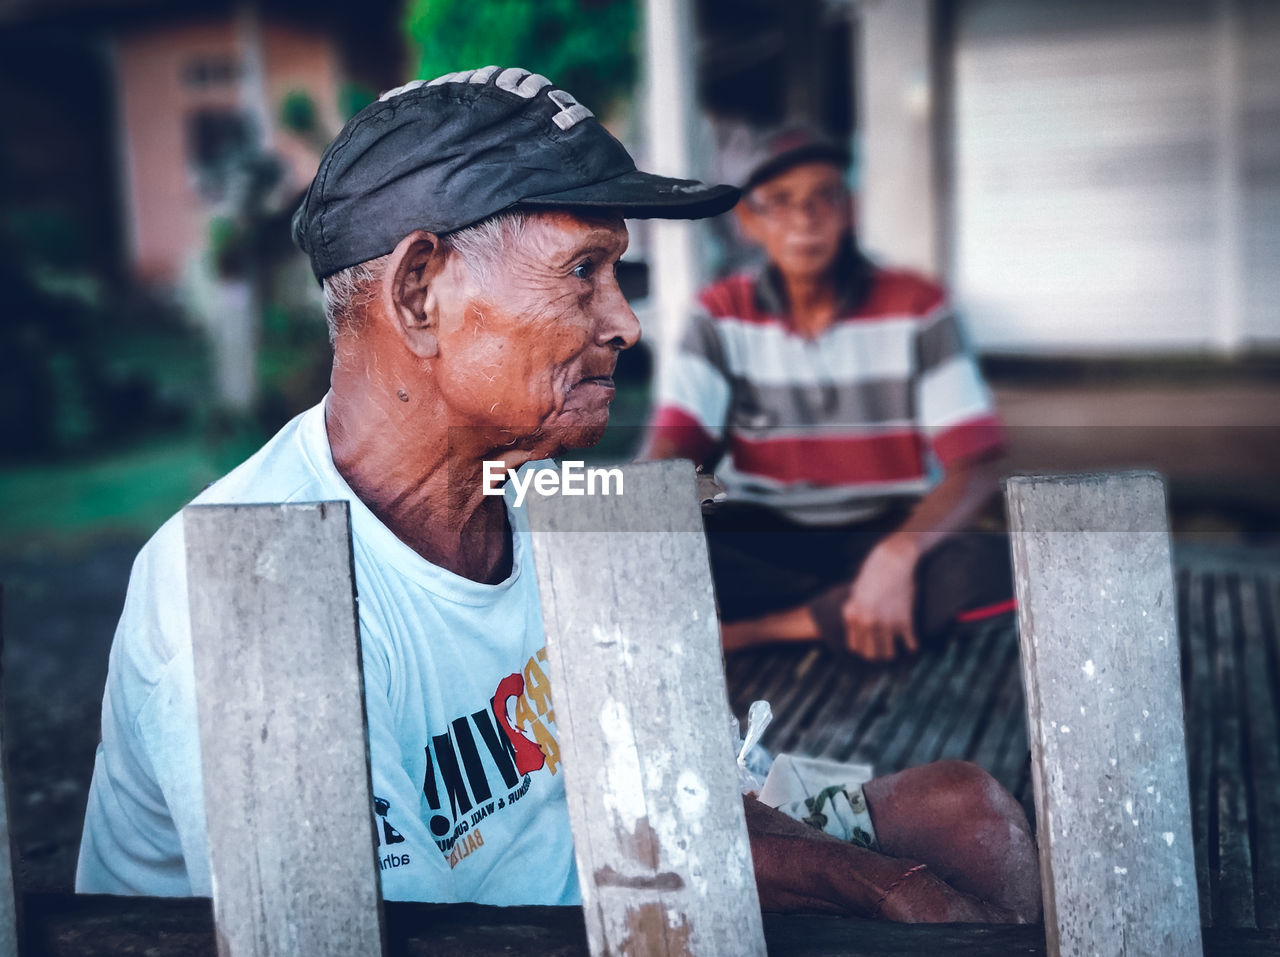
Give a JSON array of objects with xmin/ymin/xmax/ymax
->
[{"xmin": 650, "ymin": 254, "xmax": 1004, "ymax": 525}]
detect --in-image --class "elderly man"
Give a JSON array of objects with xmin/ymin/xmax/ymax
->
[
  {"xmin": 647, "ymin": 130, "xmax": 1015, "ymax": 661},
  {"xmin": 76, "ymin": 69, "xmax": 1038, "ymax": 922}
]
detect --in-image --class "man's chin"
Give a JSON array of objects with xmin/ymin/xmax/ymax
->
[
  {"xmin": 550, "ymin": 420, "xmax": 608, "ymax": 453},
  {"xmin": 515, "ymin": 415, "xmax": 609, "ymax": 461}
]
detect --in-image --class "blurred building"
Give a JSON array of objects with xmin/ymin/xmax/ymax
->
[
  {"xmin": 0, "ymin": 0, "xmax": 404, "ymax": 411},
  {"xmin": 113, "ymin": 10, "xmax": 340, "ymax": 284},
  {"xmin": 648, "ymin": 0, "xmax": 1280, "ymax": 358},
  {"xmin": 0, "ymin": 0, "xmax": 404, "ymax": 281}
]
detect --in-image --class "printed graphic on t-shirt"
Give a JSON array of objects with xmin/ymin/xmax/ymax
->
[{"xmin": 373, "ymin": 647, "xmax": 560, "ymax": 873}]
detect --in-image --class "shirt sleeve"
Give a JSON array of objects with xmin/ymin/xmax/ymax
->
[
  {"xmin": 648, "ymin": 308, "xmax": 732, "ymax": 466},
  {"xmin": 914, "ymin": 301, "xmax": 1006, "ymax": 468},
  {"xmin": 76, "ymin": 518, "xmax": 212, "ymax": 897}
]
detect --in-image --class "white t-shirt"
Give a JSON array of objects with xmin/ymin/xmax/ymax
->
[{"xmin": 75, "ymin": 399, "xmax": 579, "ymax": 905}]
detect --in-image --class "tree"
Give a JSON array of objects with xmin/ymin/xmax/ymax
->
[{"xmin": 403, "ymin": 0, "xmax": 637, "ymax": 114}]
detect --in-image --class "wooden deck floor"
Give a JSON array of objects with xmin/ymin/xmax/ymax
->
[{"xmin": 724, "ymin": 547, "xmax": 1280, "ymax": 932}]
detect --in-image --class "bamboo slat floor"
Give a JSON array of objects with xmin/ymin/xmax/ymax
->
[{"xmin": 725, "ymin": 545, "xmax": 1280, "ymax": 933}]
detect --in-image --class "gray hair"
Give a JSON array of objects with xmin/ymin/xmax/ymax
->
[{"xmin": 320, "ymin": 210, "xmax": 529, "ymax": 344}]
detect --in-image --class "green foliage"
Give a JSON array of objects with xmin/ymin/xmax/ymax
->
[
  {"xmin": 338, "ymin": 83, "xmax": 377, "ymax": 122},
  {"xmin": 0, "ymin": 430, "xmax": 263, "ymax": 551},
  {"xmin": 279, "ymin": 89, "xmax": 319, "ymax": 138},
  {"xmin": 403, "ymin": 0, "xmax": 637, "ymax": 113},
  {"xmin": 0, "ymin": 208, "xmax": 210, "ymax": 463},
  {"xmin": 256, "ymin": 301, "xmax": 332, "ymax": 431}
]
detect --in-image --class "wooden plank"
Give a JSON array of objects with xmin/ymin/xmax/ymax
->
[
  {"xmin": 909, "ymin": 622, "xmax": 1008, "ymax": 766},
  {"xmin": 1213, "ymin": 574, "xmax": 1257, "ymax": 928},
  {"xmin": 525, "ymin": 460, "xmax": 766, "ymax": 957},
  {"xmin": 794, "ymin": 656, "xmax": 886, "ymax": 761},
  {"xmin": 728, "ymin": 647, "xmax": 814, "ymax": 753},
  {"xmin": 1239, "ymin": 576, "xmax": 1280, "ymax": 929},
  {"xmin": 23, "ymin": 893, "xmax": 1280, "ymax": 957},
  {"xmin": 968, "ymin": 634, "xmax": 1026, "ymax": 791},
  {"xmin": 811, "ymin": 664, "xmax": 899, "ymax": 764},
  {"xmin": 184, "ymin": 503, "xmax": 385, "ymax": 957},
  {"xmin": 854, "ymin": 661, "xmax": 933, "ymax": 764},
  {"xmin": 768, "ymin": 656, "xmax": 847, "ymax": 756},
  {"xmin": 1184, "ymin": 570, "xmax": 1217, "ymax": 924},
  {"xmin": 0, "ymin": 589, "xmax": 20, "ymax": 957},
  {"xmin": 873, "ymin": 641, "xmax": 961, "ymax": 773},
  {"xmin": 1005, "ymin": 472, "xmax": 1202, "ymax": 957},
  {"xmin": 933, "ymin": 623, "xmax": 1020, "ymax": 765},
  {"xmin": 997, "ymin": 707, "xmax": 1032, "ymax": 815},
  {"xmin": 752, "ymin": 648, "xmax": 826, "ymax": 755}
]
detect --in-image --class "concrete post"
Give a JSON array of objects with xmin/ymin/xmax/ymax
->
[
  {"xmin": 642, "ymin": 0, "xmax": 707, "ymax": 367},
  {"xmin": 856, "ymin": 0, "xmax": 941, "ymax": 276}
]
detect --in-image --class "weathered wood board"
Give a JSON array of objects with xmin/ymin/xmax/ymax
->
[
  {"xmin": 184, "ymin": 503, "xmax": 385, "ymax": 957},
  {"xmin": 525, "ymin": 460, "xmax": 766, "ymax": 957},
  {"xmin": 0, "ymin": 588, "xmax": 19, "ymax": 957},
  {"xmin": 1005, "ymin": 472, "xmax": 1202, "ymax": 957}
]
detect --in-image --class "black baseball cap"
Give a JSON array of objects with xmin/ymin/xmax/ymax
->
[
  {"xmin": 739, "ymin": 127, "xmax": 850, "ymax": 194},
  {"xmin": 292, "ymin": 66, "xmax": 740, "ymax": 279}
]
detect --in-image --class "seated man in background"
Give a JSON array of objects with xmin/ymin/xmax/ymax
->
[
  {"xmin": 647, "ymin": 130, "xmax": 1015, "ymax": 661},
  {"xmin": 77, "ymin": 71, "xmax": 1038, "ymax": 923}
]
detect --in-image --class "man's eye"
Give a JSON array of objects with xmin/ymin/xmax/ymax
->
[{"xmin": 573, "ymin": 260, "xmax": 594, "ymax": 280}]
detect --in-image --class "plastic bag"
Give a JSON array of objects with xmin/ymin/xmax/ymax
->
[{"xmin": 732, "ymin": 699, "xmax": 774, "ymax": 794}]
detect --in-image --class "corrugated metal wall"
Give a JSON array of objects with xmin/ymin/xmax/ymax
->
[
  {"xmin": 1241, "ymin": 0, "xmax": 1280, "ymax": 347},
  {"xmin": 951, "ymin": 0, "xmax": 1279, "ymax": 354}
]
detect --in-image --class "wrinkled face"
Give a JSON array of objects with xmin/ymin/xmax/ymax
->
[
  {"xmin": 737, "ymin": 161, "xmax": 852, "ymax": 283},
  {"xmin": 432, "ymin": 210, "xmax": 639, "ymax": 457}
]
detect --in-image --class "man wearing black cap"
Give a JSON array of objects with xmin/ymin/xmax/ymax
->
[
  {"xmin": 648, "ymin": 129, "xmax": 1014, "ymax": 662},
  {"xmin": 77, "ymin": 71, "xmax": 1037, "ymax": 922}
]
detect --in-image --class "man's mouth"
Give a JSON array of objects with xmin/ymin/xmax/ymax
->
[{"xmin": 573, "ymin": 373, "xmax": 616, "ymax": 392}]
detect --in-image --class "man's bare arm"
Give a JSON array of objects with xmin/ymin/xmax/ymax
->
[
  {"xmin": 841, "ymin": 449, "xmax": 1004, "ymax": 660},
  {"xmin": 743, "ymin": 795, "xmax": 1019, "ymax": 922}
]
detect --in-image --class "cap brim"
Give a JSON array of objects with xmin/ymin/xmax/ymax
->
[
  {"xmin": 742, "ymin": 142, "xmax": 849, "ymax": 192},
  {"xmin": 517, "ymin": 169, "xmax": 740, "ymax": 220}
]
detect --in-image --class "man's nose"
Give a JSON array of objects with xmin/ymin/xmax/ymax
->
[
  {"xmin": 595, "ymin": 276, "xmax": 642, "ymax": 350},
  {"xmin": 793, "ymin": 196, "xmax": 827, "ymax": 227}
]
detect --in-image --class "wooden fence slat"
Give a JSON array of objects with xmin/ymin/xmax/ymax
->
[
  {"xmin": 525, "ymin": 460, "xmax": 766, "ymax": 957},
  {"xmin": 1005, "ymin": 472, "xmax": 1202, "ymax": 957},
  {"xmin": 184, "ymin": 503, "xmax": 385, "ymax": 957}
]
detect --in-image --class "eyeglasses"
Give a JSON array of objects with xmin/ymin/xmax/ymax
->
[{"xmin": 746, "ymin": 185, "xmax": 850, "ymax": 220}]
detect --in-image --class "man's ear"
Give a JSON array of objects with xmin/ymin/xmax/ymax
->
[{"xmin": 381, "ymin": 229, "xmax": 449, "ymax": 359}]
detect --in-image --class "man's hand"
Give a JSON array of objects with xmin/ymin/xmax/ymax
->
[{"xmin": 841, "ymin": 533, "xmax": 920, "ymax": 661}]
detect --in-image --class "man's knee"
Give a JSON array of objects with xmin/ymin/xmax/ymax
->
[
  {"xmin": 865, "ymin": 761, "xmax": 1041, "ymax": 921},
  {"xmin": 925, "ymin": 760, "xmax": 1030, "ymax": 834},
  {"xmin": 866, "ymin": 760, "xmax": 1014, "ymax": 824}
]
